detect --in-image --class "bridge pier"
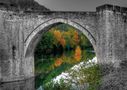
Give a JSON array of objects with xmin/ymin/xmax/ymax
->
[
  {"xmin": 96, "ymin": 5, "xmax": 127, "ymax": 90},
  {"xmin": 0, "ymin": 11, "xmax": 34, "ymax": 83},
  {"xmin": 0, "ymin": 4, "xmax": 127, "ymax": 90}
]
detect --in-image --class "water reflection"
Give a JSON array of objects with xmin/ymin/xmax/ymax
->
[
  {"xmin": 0, "ymin": 78, "xmax": 35, "ymax": 90},
  {"xmin": 35, "ymin": 49, "xmax": 95, "ymax": 90},
  {"xmin": 34, "ymin": 24, "xmax": 97, "ymax": 89},
  {"xmin": 0, "ymin": 49, "xmax": 95, "ymax": 90}
]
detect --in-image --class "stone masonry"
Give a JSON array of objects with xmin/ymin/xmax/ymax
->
[{"xmin": 0, "ymin": 4, "xmax": 127, "ymax": 90}]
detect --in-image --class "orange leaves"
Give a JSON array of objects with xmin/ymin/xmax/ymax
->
[
  {"xmin": 74, "ymin": 46, "xmax": 82, "ymax": 62},
  {"xmin": 54, "ymin": 30, "xmax": 62, "ymax": 41},
  {"xmin": 53, "ymin": 30, "xmax": 66, "ymax": 47},
  {"xmin": 51, "ymin": 27, "xmax": 80, "ymax": 49},
  {"xmin": 54, "ymin": 58, "xmax": 63, "ymax": 67},
  {"xmin": 60, "ymin": 38, "xmax": 66, "ymax": 47},
  {"xmin": 73, "ymin": 31, "xmax": 80, "ymax": 45}
]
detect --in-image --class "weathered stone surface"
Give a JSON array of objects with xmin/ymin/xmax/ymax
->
[
  {"xmin": 96, "ymin": 4, "xmax": 127, "ymax": 90},
  {"xmin": 0, "ymin": 4, "xmax": 127, "ymax": 90}
]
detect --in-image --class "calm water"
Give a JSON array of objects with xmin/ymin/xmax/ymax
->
[
  {"xmin": 35, "ymin": 50, "xmax": 95, "ymax": 90},
  {"xmin": 0, "ymin": 78, "xmax": 35, "ymax": 90},
  {"xmin": 0, "ymin": 50, "xmax": 95, "ymax": 90}
]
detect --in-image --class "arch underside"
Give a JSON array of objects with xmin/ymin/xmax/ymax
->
[{"xmin": 24, "ymin": 18, "xmax": 96, "ymax": 57}]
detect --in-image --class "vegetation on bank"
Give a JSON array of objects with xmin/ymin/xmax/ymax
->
[
  {"xmin": 44, "ymin": 64, "xmax": 101, "ymax": 90},
  {"xmin": 34, "ymin": 24, "xmax": 101, "ymax": 90},
  {"xmin": 35, "ymin": 24, "xmax": 93, "ymax": 60}
]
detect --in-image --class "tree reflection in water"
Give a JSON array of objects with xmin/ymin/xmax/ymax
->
[
  {"xmin": 0, "ymin": 78, "xmax": 35, "ymax": 90},
  {"xmin": 34, "ymin": 24, "xmax": 97, "ymax": 90}
]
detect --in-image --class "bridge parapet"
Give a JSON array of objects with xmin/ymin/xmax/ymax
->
[
  {"xmin": 97, "ymin": 4, "xmax": 127, "ymax": 13},
  {"xmin": 0, "ymin": 4, "xmax": 127, "ymax": 90}
]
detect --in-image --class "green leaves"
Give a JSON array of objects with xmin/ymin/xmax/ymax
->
[{"xmin": 34, "ymin": 23, "xmax": 99, "ymax": 90}]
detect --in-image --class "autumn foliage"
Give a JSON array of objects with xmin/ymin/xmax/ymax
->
[
  {"xmin": 54, "ymin": 30, "xmax": 62, "ymax": 42},
  {"xmin": 53, "ymin": 30, "xmax": 66, "ymax": 47},
  {"xmin": 74, "ymin": 46, "xmax": 82, "ymax": 61},
  {"xmin": 60, "ymin": 37, "xmax": 66, "ymax": 47},
  {"xmin": 73, "ymin": 31, "xmax": 79, "ymax": 45},
  {"xmin": 34, "ymin": 24, "xmax": 96, "ymax": 90},
  {"xmin": 54, "ymin": 58, "xmax": 63, "ymax": 67}
]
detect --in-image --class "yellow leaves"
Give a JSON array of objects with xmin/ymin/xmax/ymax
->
[
  {"xmin": 53, "ymin": 30, "xmax": 66, "ymax": 47},
  {"xmin": 74, "ymin": 46, "xmax": 82, "ymax": 62},
  {"xmin": 60, "ymin": 38, "xmax": 66, "ymax": 47},
  {"xmin": 54, "ymin": 30, "xmax": 62, "ymax": 42},
  {"xmin": 50, "ymin": 47, "xmax": 82, "ymax": 68},
  {"xmin": 54, "ymin": 58, "xmax": 63, "ymax": 67},
  {"xmin": 49, "ymin": 26, "xmax": 80, "ymax": 49},
  {"xmin": 73, "ymin": 31, "xmax": 79, "ymax": 45}
]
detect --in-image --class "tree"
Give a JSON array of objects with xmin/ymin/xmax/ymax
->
[
  {"xmin": 60, "ymin": 37, "xmax": 66, "ymax": 48},
  {"xmin": 79, "ymin": 33, "xmax": 92, "ymax": 49},
  {"xmin": 34, "ymin": 31, "xmax": 55, "ymax": 59},
  {"xmin": 73, "ymin": 31, "xmax": 80, "ymax": 45},
  {"xmin": 54, "ymin": 58, "xmax": 63, "ymax": 67},
  {"xmin": 74, "ymin": 46, "xmax": 82, "ymax": 62},
  {"xmin": 53, "ymin": 30, "xmax": 62, "ymax": 42}
]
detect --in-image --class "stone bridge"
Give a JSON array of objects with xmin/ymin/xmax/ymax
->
[{"xmin": 0, "ymin": 4, "xmax": 127, "ymax": 89}]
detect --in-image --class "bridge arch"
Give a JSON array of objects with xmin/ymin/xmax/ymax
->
[{"xmin": 24, "ymin": 18, "xmax": 96, "ymax": 57}]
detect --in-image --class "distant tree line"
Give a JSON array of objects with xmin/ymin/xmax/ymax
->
[{"xmin": 34, "ymin": 24, "xmax": 93, "ymax": 60}]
